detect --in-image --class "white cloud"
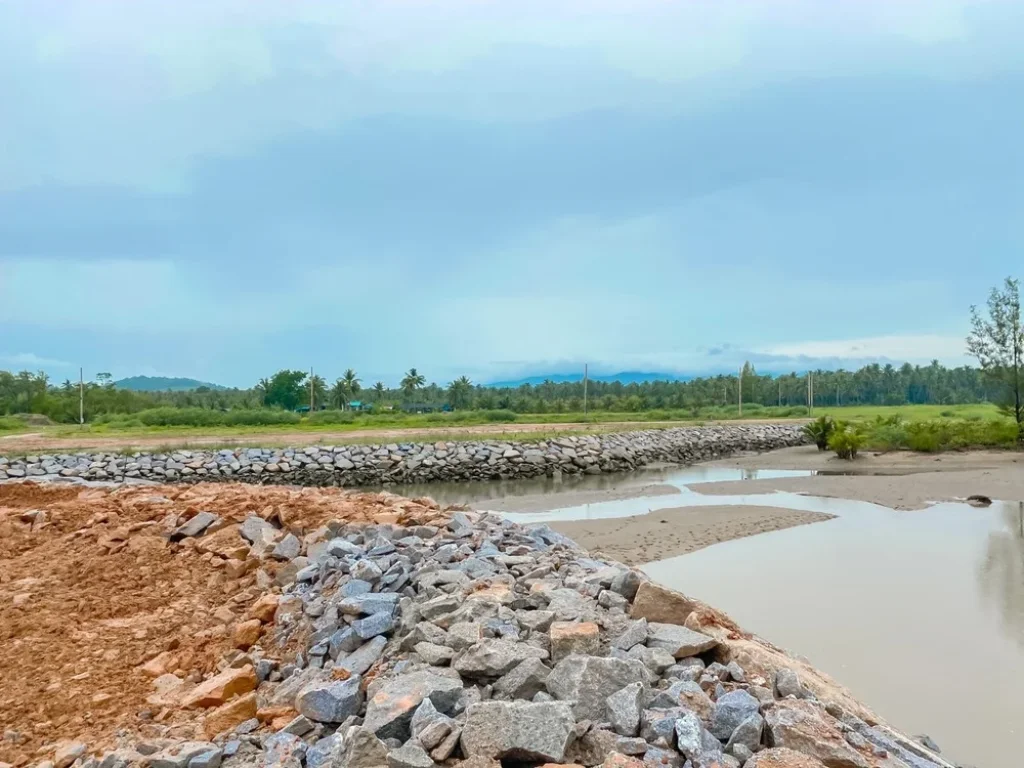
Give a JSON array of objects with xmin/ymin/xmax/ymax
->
[
  {"xmin": 756, "ymin": 334, "xmax": 969, "ymax": 364},
  {"xmin": 0, "ymin": 352, "xmax": 72, "ymax": 368}
]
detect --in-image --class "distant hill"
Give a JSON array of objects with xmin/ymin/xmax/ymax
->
[
  {"xmin": 490, "ymin": 371, "xmax": 687, "ymax": 388},
  {"xmin": 114, "ymin": 376, "xmax": 226, "ymax": 392}
]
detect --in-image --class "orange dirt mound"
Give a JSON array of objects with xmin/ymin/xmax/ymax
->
[{"xmin": 0, "ymin": 482, "xmax": 449, "ymax": 765}]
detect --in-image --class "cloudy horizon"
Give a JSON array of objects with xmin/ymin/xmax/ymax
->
[{"xmin": 1, "ymin": 1, "xmax": 1021, "ymax": 388}]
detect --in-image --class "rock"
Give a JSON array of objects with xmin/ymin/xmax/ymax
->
[
  {"xmin": 725, "ymin": 661, "xmax": 746, "ymax": 683},
  {"xmin": 263, "ymin": 734, "xmax": 307, "ymax": 768},
  {"xmin": 295, "ymin": 676, "xmax": 364, "ymax": 723},
  {"xmin": 352, "ymin": 558, "xmax": 384, "ymax": 582},
  {"xmin": 305, "ymin": 734, "xmax": 344, "ymax": 768},
  {"xmin": 725, "ymin": 714, "xmax": 763, "ymax": 755},
  {"xmin": 447, "ymin": 622, "xmax": 485, "ymax": 651},
  {"xmin": 363, "ymin": 671, "xmax": 464, "ymax": 741},
  {"xmin": 54, "ymin": 742, "xmax": 87, "ymax": 768},
  {"xmin": 415, "ymin": 642, "xmax": 455, "ymax": 666},
  {"xmin": 180, "ymin": 666, "xmax": 257, "ymax": 708},
  {"xmin": 630, "ymin": 582, "xmax": 699, "ymax": 626},
  {"xmin": 646, "ymin": 623, "xmax": 717, "ymax": 658},
  {"xmin": 625, "ymin": 645, "xmax": 675, "ymax": 676},
  {"xmin": 741, "ymin": 748, "xmax": 827, "ymax": 767},
  {"xmin": 602, "ymin": 754, "xmax": 645, "ymax": 768},
  {"xmin": 610, "ymin": 570, "xmax": 643, "ymax": 601},
  {"xmin": 613, "ymin": 619, "xmax": 648, "ymax": 651},
  {"xmin": 550, "ymin": 621, "xmax": 601, "ymax": 662},
  {"xmin": 606, "ymin": 682, "xmax": 646, "ymax": 736},
  {"xmin": 248, "ymin": 594, "xmax": 280, "ymax": 623},
  {"xmin": 568, "ymin": 728, "xmax": 622, "ymax": 766},
  {"xmin": 518, "ymin": 610, "xmax": 556, "ymax": 632},
  {"xmin": 774, "ymin": 669, "xmax": 806, "ymax": 700},
  {"xmin": 188, "ymin": 749, "xmax": 222, "ymax": 768},
  {"xmin": 454, "ymin": 639, "xmax": 549, "ymax": 678},
  {"xmin": 339, "ymin": 593, "xmax": 403, "ymax": 616},
  {"xmin": 650, "ymin": 681, "xmax": 714, "ymax": 723},
  {"xmin": 673, "ymin": 712, "xmax": 704, "ymax": 759},
  {"xmin": 202, "ymin": 692, "xmax": 257, "ymax": 738},
  {"xmin": 336, "ymin": 635, "xmax": 388, "ymax": 677},
  {"xmin": 547, "ymin": 655, "xmax": 649, "ymax": 721},
  {"xmin": 764, "ymin": 700, "xmax": 870, "ymax": 768},
  {"xmin": 342, "ymin": 728, "xmax": 389, "ymax": 768},
  {"xmin": 170, "ymin": 511, "xmax": 219, "ymax": 541},
  {"xmin": 641, "ymin": 746, "xmax": 682, "ymax": 768},
  {"xmin": 387, "ymin": 744, "xmax": 435, "ymax": 768},
  {"xmin": 353, "ymin": 611, "xmax": 396, "ymax": 639},
  {"xmin": 460, "ymin": 701, "xmax": 576, "ymax": 763},
  {"xmin": 710, "ymin": 690, "xmax": 760, "ymax": 741},
  {"xmin": 915, "ymin": 734, "xmax": 941, "ymax": 754},
  {"xmin": 232, "ymin": 619, "xmax": 262, "ymax": 650},
  {"xmin": 271, "ymin": 534, "xmax": 301, "ymax": 561},
  {"xmin": 493, "ymin": 657, "xmax": 551, "ymax": 700},
  {"xmin": 149, "ymin": 742, "xmax": 221, "ymax": 768}
]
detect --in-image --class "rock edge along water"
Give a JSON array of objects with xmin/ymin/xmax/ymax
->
[
  {"xmin": 0, "ymin": 425, "xmax": 805, "ymax": 485},
  {"xmin": 23, "ymin": 502, "xmax": 958, "ymax": 768}
]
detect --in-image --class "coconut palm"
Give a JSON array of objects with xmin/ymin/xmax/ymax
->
[
  {"xmin": 400, "ymin": 368, "xmax": 426, "ymax": 400},
  {"xmin": 447, "ymin": 376, "xmax": 473, "ymax": 409},
  {"xmin": 373, "ymin": 381, "xmax": 387, "ymax": 400}
]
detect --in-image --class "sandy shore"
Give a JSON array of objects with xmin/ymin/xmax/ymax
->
[
  {"xmin": 550, "ymin": 505, "xmax": 835, "ymax": 565},
  {"xmin": 695, "ymin": 445, "xmax": 1024, "ymax": 509},
  {"xmin": 467, "ymin": 482, "xmax": 679, "ymax": 513}
]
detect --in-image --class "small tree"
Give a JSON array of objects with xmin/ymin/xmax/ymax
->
[
  {"xmin": 400, "ymin": 368, "xmax": 426, "ymax": 400},
  {"xmin": 968, "ymin": 277, "xmax": 1023, "ymax": 443}
]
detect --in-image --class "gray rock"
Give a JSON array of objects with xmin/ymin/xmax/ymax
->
[
  {"xmin": 352, "ymin": 558, "xmax": 384, "ymax": 582},
  {"xmin": 725, "ymin": 661, "xmax": 746, "ymax": 683},
  {"xmin": 329, "ymin": 627, "xmax": 364, "ymax": 658},
  {"xmin": 295, "ymin": 676, "xmax": 364, "ymax": 723},
  {"xmin": 271, "ymin": 534, "xmax": 301, "ymax": 561},
  {"xmin": 646, "ymin": 622, "xmax": 718, "ymax": 658},
  {"xmin": 342, "ymin": 728, "xmax": 389, "ymax": 768},
  {"xmin": 626, "ymin": 644, "xmax": 676, "ymax": 676},
  {"xmin": 363, "ymin": 671, "xmax": 464, "ymax": 741},
  {"xmin": 725, "ymin": 714, "xmax": 763, "ymax": 755},
  {"xmin": 606, "ymin": 681, "xmax": 646, "ymax": 736},
  {"xmin": 338, "ymin": 593, "xmax": 402, "ymax": 616},
  {"xmin": 642, "ymin": 746, "xmax": 683, "ymax": 768},
  {"xmin": 710, "ymin": 690, "xmax": 760, "ymax": 741},
  {"xmin": 613, "ymin": 619, "xmax": 648, "ymax": 650},
  {"xmin": 386, "ymin": 744, "xmax": 434, "ymax": 768},
  {"xmin": 517, "ymin": 610, "xmax": 555, "ymax": 632},
  {"xmin": 492, "ymin": 657, "xmax": 551, "ymax": 700},
  {"xmin": 460, "ymin": 701, "xmax": 576, "ymax": 763},
  {"xmin": 336, "ymin": 635, "xmax": 388, "ymax": 677},
  {"xmin": 187, "ymin": 750, "xmax": 222, "ymax": 768},
  {"xmin": 774, "ymin": 668, "xmax": 806, "ymax": 699},
  {"xmin": 453, "ymin": 639, "xmax": 549, "ymax": 678},
  {"xmin": 546, "ymin": 654, "xmax": 650, "ymax": 721},
  {"xmin": 731, "ymin": 744, "xmax": 753, "ymax": 763},
  {"xmin": 610, "ymin": 569, "xmax": 643, "ymax": 601},
  {"xmin": 304, "ymin": 734, "xmax": 343, "ymax": 768},
  {"xmin": 263, "ymin": 733, "xmax": 306, "ymax": 768},
  {"xmin": 674, "ymin": 711, "xmax": 704, "ymax": 759},
  {"xmin": 170, "ymin": 511, "xmax": 219, "ymax": 541},
  {"xmin": 353, "ymin": 611, "xmax": 396, "ymax": 639},
  {"xmin": 415, "ymin": 642, "xmax": 454, "ymax": 666}
]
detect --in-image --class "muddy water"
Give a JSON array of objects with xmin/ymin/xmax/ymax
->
[{"xmin": 396, "ymin": 468, "xmax": 1021, "ymax": 766}]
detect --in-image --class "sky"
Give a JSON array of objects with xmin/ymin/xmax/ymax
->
[{"xmin": 1, "ymin": 0, "xmax": 1022, "ymax": 388}]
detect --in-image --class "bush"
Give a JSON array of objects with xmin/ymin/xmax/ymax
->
[
  {"xmin": 940, "ymin": 409, "xmax": 956, "ymax": 418},
  {"xmin": 307, "ymin": 410, "xmax": 358, "ymax": 425},
  {"xmin": 98, "ymin": 407, "xmax": 301, "ymax": 428},
  {"xmin": 803, "ymin": 415, "xmax": 836, "ymax": 450},
  {"xmin": 828, "ymin": 421, "xmax": 867, "ymax": 460},
  {"xmin": 481, "ymin": 409, "xmax": 518, "ymax": 422},
  {"xmin": 0, "ymin": 415, "xmax": 27, "ymax": 432}
]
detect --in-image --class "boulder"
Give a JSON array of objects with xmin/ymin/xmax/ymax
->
[
  {"xmin": 454, "ymin": 639, "xmax": 549, "ymax": 678},
  {"xmin": 460, "ymin": 701, "xmax": 576, "ymax": 763},
  {"xmin": 741, "ymin": 748, "xmax": 827, "ymax": 768},
  {"xmin": 709, "ymin": 690, "xmax": 760, "ymax": 741},
  {"xmin": 363, "ymin": 671, "xmax": 464, "ymax": 741},
  {"xmin": 764, "ymin": 700, "xmax": 870, "ymax": 768},
  {"xmin": 201, "ymin": 692, "xmax": 257, "ymax": 739},
  {"xmin": 547, "ymin": 655, "xmax": 649, "ymax": 721},
  {"xmin": 550, "ymin": 622, "xmax": 601, "ymax": 662},
  {"xmin": 342, "ymin": 728, "xmax": 390, "ymax": 768},
  {"xmin": 493, "ymin": 658, "xmax": 551, "ymax": 700},
  {"xmin": 605, "ymin": 682, "xmax": 646, "ymax": 737},
  {"xmin": 387, "ymin": 744, "xmax": 435, "ymax": 768},
  {"xmin": 646, "ymin": 623, "xmax": 717, "ymax": 658},
  {"xmin": 630, "ymin": 582, "xmax": 699, "ymax": 626},
  {"xmin": 170, "ymin": 511, "xmax": 219, "ymax": 541},
  {"xmin": 180, "ymin": 666, "xmax": 257, "ymax": 709},
  {"xmin": 612, "ymin": 619, "xmax": 648, "ymax": 651},
  {"xmin": 295, "ymin": 676, "xmax": 363, "ymax": 723}
]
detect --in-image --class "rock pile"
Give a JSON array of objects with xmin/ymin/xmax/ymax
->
[
  {"xmin": 17, "ymin": 503, "xmax": 956, "ymax": 768},
  {"xmin": 0, "ymin": 425, "xmax": 805, "ymax": 486}
]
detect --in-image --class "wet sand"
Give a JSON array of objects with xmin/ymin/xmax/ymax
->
[
  {"xmin": 551, "ymin": 505, "xmax": 835, "ymax": 565},
  {"xmin": 695, "ymin": 445, "xmax": 1024, "ymax": 509},
  {"xmin": 470, "ymin": 482, "xmax": 679, "ymax": 513}
]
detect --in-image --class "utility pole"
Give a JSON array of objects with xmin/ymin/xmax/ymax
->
[
  {"xmin": 583, "ymin": 363, "xmax": 589, "ymax": 416},
  {"xmin": 79, "ymin": 367, "xmax": 84, "ymax": 427},
  {"xmin": 309, "ymin": 367, "xmax": 314, "ymax": 413},
  {"xmin": 778, "ymin": 378, "xmax": 782, "ymax": 407},
  {"xmin": 807, "ymin": 372, "xmax": 813, "ymax": 415},
  {"xmin": 738, "ymin": 365, "xmax": 743, "ymax": 416}
]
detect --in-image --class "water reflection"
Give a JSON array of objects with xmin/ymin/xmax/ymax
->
[{"xmin": 980, "ymin": 500, "xmax": 1024, "ymax": 647}]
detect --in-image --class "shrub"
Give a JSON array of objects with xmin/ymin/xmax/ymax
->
[
  {"xmin": 940, "ymin": 409, "xmax": 956, "ymax": 418},
  {"xmin": 307, "ymin": 410, "xmax": 358, "ymax": 425},
  {"xmin": 110, "ymin": 407, "xmax": 301, "ymax": 428},
  {"xmin": 481, "ymin": 409, "xmax": 518, "ymax": 422},
  {"xmin": 828, "ymin": 421, "xmax": 867, "ymax": 460},
  {"xmin": 803, "ymin": 415, "xmax": 836, "ymax": 451}
]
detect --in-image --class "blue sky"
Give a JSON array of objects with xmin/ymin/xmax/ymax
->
[{"xmin": 1, "ymin": 1, "xmax": 1022, "ymax": 388}]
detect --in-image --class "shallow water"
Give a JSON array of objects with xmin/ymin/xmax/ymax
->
[{"xmin": 640, "ymin": 496, "xmax": 1023, "ymax": 768}]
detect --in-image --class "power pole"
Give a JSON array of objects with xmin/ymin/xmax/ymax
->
[
  {"xmin": 79, "ymin": 367, "xmax": 84, "ymax": 427},
  {"xmin": 738, "ymin": 365, "xmax": 743, "ymax": 416},
  {"xmin": 807, "ymin": 372, "xmax": 813, "ymax": 415},
  {"xmin": 583, "ymin": 363, "xmax": 589, "ymax": 416},
  {"xmin": 309, "ymin": 367, "xmax": 314, "ymax": 413}
]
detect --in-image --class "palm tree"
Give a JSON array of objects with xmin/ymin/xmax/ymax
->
[
  {"xmin": 373, "ymin": 381, "xmax": 387, "ymax": 401},
  {"xmin": 400, "ymin": 368, "xmax": 426, "ymax": 400},
  {"xmin": 342, "ymin": 369, "xmax": 360, "ymax": 399},
  {"xmin": 310, "ymin": 374, "xmax": 328, "ymax": 410},
  {"xmin": 330, "ymin": 379, "xmax": 348, "ymax": 409},
  {"xmin": 447, "ymin": 376, "xmax": 473, "ymax": 409}
]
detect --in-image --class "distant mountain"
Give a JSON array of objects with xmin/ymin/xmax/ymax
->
[
  {"xmin": 490, "ymin": 371, "xmax": 687, "ymax": 388},
  {"xmin": 114, "ymin": 376, "xmax": 226, "ymax": 392}
]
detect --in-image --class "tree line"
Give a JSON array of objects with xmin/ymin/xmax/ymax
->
[{"xmin": 0, "ymin": 360, "xmax": 1008, "ymax": 423}]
